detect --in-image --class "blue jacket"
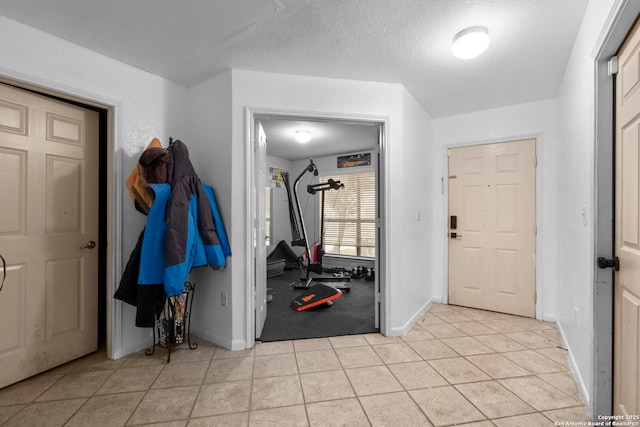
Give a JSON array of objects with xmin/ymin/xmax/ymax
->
[{"xmin": 138, "ymin": 141, "xmax": 231, "ymax": 297}]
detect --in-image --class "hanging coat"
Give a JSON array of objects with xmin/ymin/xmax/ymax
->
[{"xmin": 138, "ymin": 140, "xmax": 231, "ymax": 297}]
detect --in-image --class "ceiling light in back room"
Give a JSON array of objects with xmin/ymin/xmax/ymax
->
[
  {"xmin": 295, "ymin": 130, "xmax": 311, "ymax": 143},
  {"xmin": 452, "ymin": 26, "xmax": 490, "ymax": 59}
]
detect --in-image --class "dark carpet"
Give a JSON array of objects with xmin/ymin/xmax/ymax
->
[{"xmin": 258, "ymin": 269, "xmax": 378, "ymax": 342}]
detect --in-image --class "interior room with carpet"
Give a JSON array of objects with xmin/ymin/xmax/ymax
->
[
  {"xmin": 0, "ymin": 0, "xmax": 638, "ymax": 424},
  {"xmin": 258, "ymin": 116, "xmax": 380, "ymax": 342}
]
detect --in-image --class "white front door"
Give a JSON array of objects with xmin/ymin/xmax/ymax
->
[
  {"xmin": 254, "ymin": 121, "xmax": 268, "ymax": 339},
  {"xmin": 448, "ymin": 139, "xmax": 536, "ymax": 317},
  {"xmin": 614, "ymin": 18, "xmax": 640, "ymax": 415},
  {"xmin": 0, "ymin": 83, "xmax": 99, "ymax": 388}
]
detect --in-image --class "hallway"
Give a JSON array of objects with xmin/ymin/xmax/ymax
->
[{"xmin": 0, "ymin": 303, "xmax": 588, "ymax": 426}]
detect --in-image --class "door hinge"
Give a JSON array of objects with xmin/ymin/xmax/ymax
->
[
  {"xmin": 608, "ymin": 56, "xmax": 619, "ymax": 76},
  {"xmin": 534, "ymin": 225, "xmax": 537, "ymax": 236},
  {"xmin": 534, "ymin": 156, "xmax": 538, "ymax": 167},
  {"xmin": 375, "ymin": 292, "xmax": 381, "ymax": 303},
  {"xmin": 447, "ymin": 149, "xmax": 451, "ymax": 157}
]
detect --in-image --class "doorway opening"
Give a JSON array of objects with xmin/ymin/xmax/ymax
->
[{"xmin": 248, "ymin": 111, "xmax": 386, "ymax": 344}]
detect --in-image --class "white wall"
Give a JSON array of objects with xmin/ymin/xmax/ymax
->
[
  {"xmin": 0, "ymin": 15, "xmax": 189, "ymax": 359},
  {"xmin": 400, "ymin": 88, "xmax": 435, "ymax": 327},
  {"xmin": 554, "ymin": 0, "xmax": 621, "ymax": 414},
  {"xmin": 433, "ymin": 99, "xmax": 558, "ymax": 321},
  {"xmin": 228, "ymin": 69, "xmax": 434, "ymax": 343},
  {"xmin": 185, "ymin": 71, "xmax": 235, "ymax": 349}
]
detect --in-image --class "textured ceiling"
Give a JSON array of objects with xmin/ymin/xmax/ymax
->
[
  {"xmin": 0, "ymin": 0, "xmax": 588, "ymax": 119},
  {"xmin": 260, "ymin": 118, "xmax": 379, "ymax": 161}
]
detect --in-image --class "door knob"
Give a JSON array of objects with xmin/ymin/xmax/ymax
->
[
  {"xmin": 81, "ymin": 240, "xmax": 96, "ymax": 249},
  {"xmin": 597, "ymin": 256, "xmax": 619, "ymax": 271}
]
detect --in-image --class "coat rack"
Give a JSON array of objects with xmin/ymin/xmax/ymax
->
[{"xmin": 145, "ymin": 281, "xmax": 197, "ymax": 363}]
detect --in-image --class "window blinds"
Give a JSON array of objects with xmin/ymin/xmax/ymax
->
[{"xmin": 320, "ymin": 171, "xmax": 375, "ymax": 257}]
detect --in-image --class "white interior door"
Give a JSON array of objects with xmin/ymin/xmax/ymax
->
[
  {"xmin": 614, "ymin": 20, "xmax": 640, "ymax": 415},
  {"xmin": 254, "ymin": 120, "xmax": 268, "ymax": 339},
  {"xmin": 448, "ymin": 139, "xmax": 536, "ymax": 317},
  {"xmin": 0, "ymin": 83, "xmax": 99, "ymax": 388}
]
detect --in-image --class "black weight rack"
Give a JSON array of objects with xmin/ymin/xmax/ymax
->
[{"xmin": 146, "ymin": 281, "xmax": 197, "ymax": 363}]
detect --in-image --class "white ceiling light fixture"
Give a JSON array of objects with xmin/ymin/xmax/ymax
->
[
  {"xmin": 452, "ymin": 26, "xmax": 490, "ymax": 59},
  {"xmin": 295, "ymin": 130, "xmax": 311, "ymax": 143}
]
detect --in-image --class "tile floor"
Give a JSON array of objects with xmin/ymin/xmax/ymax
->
[{"xmin": 0, "ymin": 303, "xmax": 590, "ymax": 426}]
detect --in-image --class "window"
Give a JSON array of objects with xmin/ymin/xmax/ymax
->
[
  {"xmin": 319, "ymin": 171, "xmax": 375, "ymax": 257},
  {"xmin": 265, "ymin": 186, "xmax": 272, "ymax": 246}
]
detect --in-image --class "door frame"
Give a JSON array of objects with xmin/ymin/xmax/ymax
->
[
  {"xmin": 244, "ymin": 107, "xmax": 388, "ymax": 345},
  {"xmin": 0, "ymin": 73, "xmax": 120, "ymax": 359},
  {"xmin": 442, "ymin": 136, "xmax": 542, "ymax": 317},
  {"xmin": 593, "ymin": 0, "xmax": 640, "ymax": 418}
]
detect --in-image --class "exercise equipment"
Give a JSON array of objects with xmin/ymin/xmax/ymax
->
[
  {"xmin": 290, "ymin": 284, "xmax": 342, "ymax": 311},
  {"xmin": 283, "ymin": 159, "xmax": 350, "ymax": 292},
  {"xmin": 267, "ymin": 240, "xmax": 300, "ymax": 270}
]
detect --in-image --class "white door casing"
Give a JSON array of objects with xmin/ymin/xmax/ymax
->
[
  {"xmin": 0, "ymin": 83, "xmax": 99, "ymax": 388},
  {"xmin": 254, "ymin": 120, "xmax": 268, "ymax": 339},
  {"xmin": 614, "ymin": 20, "xmax": 640, "ymax": 416},
  {"xmin": 246, "ymin": 110, "xmax": 388, "ymax": 344},
  {"xmin": 448, "ymin": 139, "xmax": 536, "ymax": 317}
]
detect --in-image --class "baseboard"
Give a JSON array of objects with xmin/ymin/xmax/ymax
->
[
  {"xmin": 542, "ymin": 312, "xmax": 557, "ymax": 323},
  {"xmin": 113, "ymin": 329, "xmax": 154, "ymax": 360},
  {"xmin": 117, "ymin": 342, "xmax": 152, "ymax": 360},
  {"xmin": 388, "ymin": 296, "xmax": 439, "ymax": 336},
  {"xmin": 190, "ymin": 326, "xmax": 246, "ymax": 351},
  {"xmin": 555, "ymin": 320, "xmax": 590, "ymax": 413}
]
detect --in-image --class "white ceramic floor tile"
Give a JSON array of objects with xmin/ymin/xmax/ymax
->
[
  {"xmin": 410, "ymin": 386, "xmax": 486, "ymax": 426},
  {"xmin": 191, "ymin": 381, "xmax": 252, "ymax": 418},
  {"xmin": 306, "ymin": 398, "xmax": 370, "ymax": 427},
  {"xmin": 371, "ymin": 342, "xmax": 422, "ymax": 364},
  {"xmin": 254, "ymin": 340, "xmax": 294, "ymax": 356},
  {"xmin": 455, "ymin": 380, "xmax": 535, "ymax": 419},
  {"xmin": 128, "ymin": 386, "xmax": 199, "ymax": 424},
  {"xmin": 300, "ymin": 370, "xmax": 355, "ymax": 403},
  {"xmin": 2, "ymin": 398, "xmax": 86, "ymax": 427},
  {"xmin": 387, "ymin": 361, "xmax": 448, "ymax": 390},
  {"xmin": 296, "ymin": 349, "xmax": 342, "ymax": 374},
  {"xmin": 249, "ymin": 405, "xmax": 308, "ymax": 426},
  {"xmin": 250, "ymin": 375, "xmax": 304, "ymax": 410},
  {"xmin": 345, "ymin": 365, "xmax": 403, "ymax": 396},
  {"xmin": 360, "ymin": 391, "xmax": 433, "ymax": 426},
  {"xmin": 428, "ymin": 357, "xmax": 491, "ymax": 384}
]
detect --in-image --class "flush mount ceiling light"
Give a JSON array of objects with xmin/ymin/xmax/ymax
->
[
  {"xmin": 452, "ymin": 26, "xmax": 490, "ymax": 59},
  {"xmin": 295, "ymin": 130, "xmax": 311, "ymax": 143}
]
